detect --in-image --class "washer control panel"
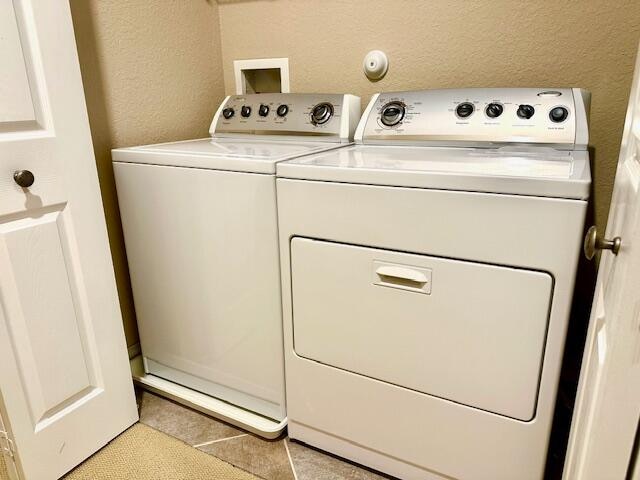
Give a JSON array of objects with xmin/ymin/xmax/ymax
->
[
  {"xmin": 212, "ymin": 93, "xmax": 360, "ymax": 141},
  {"xmin": 358, "ymin": 88, "xmax": 590, "ymax": 149}
]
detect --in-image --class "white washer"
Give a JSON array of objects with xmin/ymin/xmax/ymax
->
[
  {"xmin": 276, "ymin": 88, "xmax": 590, "ymax": 478},
  {"xmin": 112, "ymin": 93, "xmax": 360, "ymax": 438}
]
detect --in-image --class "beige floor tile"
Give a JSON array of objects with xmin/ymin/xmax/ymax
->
[
  {"xmin": 287, "ymin": 439, "xmax": 394, "ymax": 480},
  {"xmin": 138, "ymin": 390, "xmax": 243, "ymax": 446},
  {"xmin": 199, "ymin": 434, "xmax": 295, "ymax": 480}
]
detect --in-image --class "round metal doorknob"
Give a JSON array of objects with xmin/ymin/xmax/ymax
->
[
  {"xmin": 13, "ymin": 169, "xmax": 35, "ymax": 188},
  {"xmin": 584, "ymin": 225, "xmax": 621, "ymax": 260}
]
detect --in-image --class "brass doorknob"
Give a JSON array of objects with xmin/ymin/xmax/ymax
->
[
  {"xmin": 13, "ymin": 170, "xmax": 35, "ymax": 188},
  {"xmin": 584, "ymin": 226, "xmax": 621, "ymax": 260}
]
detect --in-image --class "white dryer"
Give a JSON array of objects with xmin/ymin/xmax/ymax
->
[
  {"xmin": 112, "ymin": 93, "xmax": 360, "ymax": 438},
  {"xmin": 276, "ymin": 89, "xmax": 590, "ymax": 478}
]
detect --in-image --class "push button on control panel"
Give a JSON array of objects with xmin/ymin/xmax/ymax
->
[
  {"xmin": 549, "ymin": 106, "xmax": 569, "ymax": 123},
  {"xmin": 455, "ymin": 102, "xmax": 475, "ymax": 118},
  {"xmin": 241, "ymin": 105, "xmax": 252, "ymax": 118},
  {"xmin": 222, "ymin": 107, "xmax": 235, "ymax": 119}
]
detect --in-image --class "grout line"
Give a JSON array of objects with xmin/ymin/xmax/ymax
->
[
  {"xmin": 193, "ymin": 433, "xmax": 248, "ymax": 448},
  {"xmin": 284, "ymin": 438, "xmax": 299, "ymax": 480}
]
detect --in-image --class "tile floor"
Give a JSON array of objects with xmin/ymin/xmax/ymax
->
[{"xmin": 137, "ymin": 389, "xmax": 395, "ymax": 480}]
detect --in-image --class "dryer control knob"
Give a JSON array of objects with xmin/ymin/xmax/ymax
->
[
  {"xmin": 222, "ymin": 107, "xmax": 235, "ymax": 119},
  {"xmin": 241, "ymin": 105, "xmax": 252, "ymax": 118},
  {"xmin": 485, "ymin": 103, "xmax": 504, "ymax": 118},
  {"xmin": 380, "ymin": 101, "xmax": 406, "ymax": 127},
  {"xmin": 310, "ymin": 102, "xmax": 334, "ymax": 125},
  {"xmin": 517, "ymin": 104, "xmax": 535, "ymax": 119},
  {"xmin": 258, "ymin": 104, "xmax": 270, "ymax": 117},
  {"xmin": 455, "ymin": 102, "xmax": 475, "ymax": 118}
]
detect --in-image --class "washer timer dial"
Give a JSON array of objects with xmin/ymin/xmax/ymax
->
[{"xmin": 310, "ymin": 102, "xmax": 334, "ymax": 125}]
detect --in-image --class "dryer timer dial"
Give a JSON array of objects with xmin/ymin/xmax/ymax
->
[{"xmin": 380, "ymin": 101, "xmax": 406, "ymax": 127}]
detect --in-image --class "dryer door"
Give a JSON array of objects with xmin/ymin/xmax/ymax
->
[{"xmin": 290, "ymin": 237, "xmax": 553, "ymax": 421}]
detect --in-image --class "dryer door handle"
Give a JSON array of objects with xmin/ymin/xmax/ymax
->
[{"xmin": 375, "ymin": 265, "xmax": 428, "ymax": 284}]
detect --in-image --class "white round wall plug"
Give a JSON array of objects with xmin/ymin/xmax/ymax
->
[{"xmin": 363, "ymin": 50, "xmax": 388, "ymax": 81}]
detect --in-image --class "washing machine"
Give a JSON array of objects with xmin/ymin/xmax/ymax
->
[
  {"xmin": 276, "ymin": 88, "xmax": 590, "ymax": 477},
  {"xmin": 112, "ymin": 93, "xmax": 360, "ymax": 438}
]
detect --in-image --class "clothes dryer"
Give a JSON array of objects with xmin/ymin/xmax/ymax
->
[{"xmin": 276, "ymin": 88, "xmax": 590, "ymax": 477}]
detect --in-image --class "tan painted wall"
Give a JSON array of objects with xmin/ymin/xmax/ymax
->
[
  {"xmin": 217, "ymin": 0, "xmax": 640, "ymax": 232},
  {"xmin": 70, "ymin": 1, "xmax": 226, "ymax": 347},
  {"xmin": 65, "ymin": 1, "xmax": 639, "ymax": 348}
]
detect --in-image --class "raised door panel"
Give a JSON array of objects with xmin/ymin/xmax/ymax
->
[
  {"xmin": 0, "ymin": 1, "xmax": 36, "ymax": 128},
  {"xmin": 0, "ymin": 207, "xmax": 101, "ymax": 430}
]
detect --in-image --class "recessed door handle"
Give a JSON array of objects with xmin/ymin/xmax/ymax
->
[
  {"xmin": 13, "ymin": 170, "xmax": 35, "ymax": 188},
  {"xmin": 584, "ymin": 226, "xmax": 621, "ymax": 260},
  {"xmin": 375, "ymin": 265, "xmax": 428, "ymax": 284}
]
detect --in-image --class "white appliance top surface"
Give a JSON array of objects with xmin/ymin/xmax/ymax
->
[
  {"xmin": 112, "ymin": 138, "xmax": 347, "ymax": 174},
  {"xmin": 277, "ymin": 145, "xmax": 591, "ymax": 199}
]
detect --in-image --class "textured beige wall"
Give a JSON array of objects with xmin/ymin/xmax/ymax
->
[
  {"xmin": 70, "ymin": 1, "xmax": 226, "ymax": 347},
  {"xmin": 217, "ymin": 0, "xmax": 640, "ymax": 232}
]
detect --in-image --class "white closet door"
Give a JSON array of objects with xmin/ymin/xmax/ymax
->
[
  {"xmin": 563, "ymin": 42, "xmax": 640, "ymax": 480},
  {"xmin": 0, "ymin": 1, "xmax": 137, "ymax": 478}
]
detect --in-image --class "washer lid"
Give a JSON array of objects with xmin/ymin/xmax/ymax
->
[
  {"xmin": 277, "ymin": 145, "xmax": 591, "ymax": 199},
  {"xmin": 112, "ymin": 138, "xmax": 347, "ymax": 174}
]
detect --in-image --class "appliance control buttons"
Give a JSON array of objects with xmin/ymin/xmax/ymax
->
[
  {"xmin": 258, "ymin": 104, "xmax": 270, "ymax": 117},
  {"xmin": 310, "ymin": 102, "xmax": 334, "ymax": 125},
  {"xmin": 549, "ymin": 106, "xmax": 569, "ymax": 123},
  {"xmin": 276, "ymin": 104, "xmax": 289, "ymax": 117},
  {"xmin": 455, "ymin": 102, "xmax": 475, "ymax": 118},
  {"xmin": 380, "ymin": 101, "xmax": 406, "ymax": 127},
  {"xmin": 485, "ymin": 103, "xmax": 504, "ymax": 118},
  {"xmin": 222, "ymin": 107, "xmax": 235, "ymax": 119},
  {"xmin": 241, "ymin": 105, "xmax": 252, "ymax": 118},
  {"xmin": 517, "ymin": 104, "xmax": 535, "ymax": 119}
]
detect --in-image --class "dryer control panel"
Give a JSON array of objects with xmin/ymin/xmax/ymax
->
[
  {"xmin": 211, "ymin": 93, "xmax": 361, "ymax": 143},
  {"xmin": 356, "ymin": 88, "xmax": 590, "ymax": 150}
]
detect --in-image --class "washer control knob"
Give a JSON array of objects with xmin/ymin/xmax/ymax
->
[
  {"xmin": 549, "ymin": 106, "xmax": 569, "ymax": 123},
  {"xmin": 258, "ymin": 104, "xmax": 270, "ymax": 117},
  {"xmin": 241, "ymin": 105, "xmax": 252, "ymax": 118},
  {"xmin": 222, "ymin": 107, "xmax": 235, "ymax": 119},
  {"xmin": 276, "ymin": 104, "xmax": 289, "ymax": 117},
  {"xmin": 310, "ymin": 102, "xmax": 334, "ymax": 125},
  {"xmin": 485, "ymin": 103, "xmax": 503, "ymax": 118},
  {"xmin": 456, "ymin": 102, "xmax": 474, "ymax": 118},
  {"xmin": 380, "ymin": 101, "xmax": 406, "ymax": 127},
  {"xmin": 517, "ymin": 104, "xmax": 535, "ymax": 119}
]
